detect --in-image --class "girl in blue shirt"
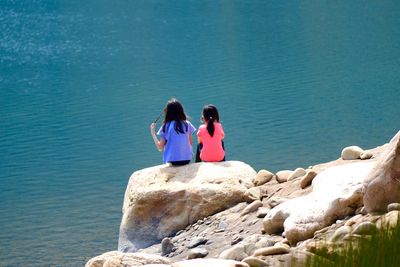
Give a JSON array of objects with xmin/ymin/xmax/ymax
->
[{"xmin": 150, "ymin": 98, "xmax": 196, "ymax": 166}]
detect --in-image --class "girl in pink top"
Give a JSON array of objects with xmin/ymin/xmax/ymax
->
[{"xmin": 195, "ymin": 104, "xmax": 225, "ymax": 162}]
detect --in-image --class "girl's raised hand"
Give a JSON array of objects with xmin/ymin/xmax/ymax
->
[{"xmin": 150, "ymin": 123, "xmax": 157, "ymax": 134}]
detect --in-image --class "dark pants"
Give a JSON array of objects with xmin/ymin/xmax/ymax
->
[
  {"xmin": 169, "ymin": 160, "xmax": 191, "ymax": 166},
  {"xmin": 195, "ymin": 141, "xmax": 225, "ymax": 162}
]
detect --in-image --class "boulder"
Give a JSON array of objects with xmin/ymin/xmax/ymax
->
[
  {"xmin": 240, "ymin": 234, "xmax": 276, "ymax": 256},
  {"xmin": 188, "ymin": 237, "xmax": 208, "ymax": 249},
  {"xmin": 252, "ymin": 245, "xmax": 290, "ymax": 256},
  {"xmin": 341, "ymin": 146, "xmax": 364, "ymax": 160},
  {"xmin": 288, "ymin": 168, "xmax": 306, "ymax": 181},
  {"xmin": 219, "ymin": 234, "xmax": 276, "ymax": 261},
  {"xmin": 276, "ymin": 170, "xmax": 293, "ymax": 183},
  {"xmin": 219, "ymin": 244, "xmax": 247, "ymax": 261},
  {"xmin": 254, "ymin": 169, "xmax": 274, "ymax": 186},
  {"xmin": 263, "ymin": 161, "xmax": 375, "ymax": 246},
  {"xmin": 300, "ymin": 170, "xmax": 318, "ymax": 189},
  {"xmin": 363, "ymin": 131, "xmax": 400, "ymax": 213},
  {"xmin": 352, "ymin": 222, "xmax": 377, "ymax": 235},
  {"xmin": 241, "ymin": 200, "xmax": 263, "ymax": 216},
  {"xmin": 118, "ymin": 161, "xmax": 256, "ymax": 252},
  {"xmin": 330, "ymin": 226, "xmax": 352, "ymax": 242},
  {"xmin": 187, "ymin": 248, "xmax": 209, "ymax": 259},
  {"xmin": 85, "ymin": 251, "xmax": 172, "ymax": 267}
]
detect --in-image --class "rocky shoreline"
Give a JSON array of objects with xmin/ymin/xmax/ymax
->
[{"xmin": 86, "ymin": 131, "xmax": 399, "ymax": 267}]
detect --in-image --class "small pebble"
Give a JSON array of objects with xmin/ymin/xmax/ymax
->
[
  {"xmin": 188, "ymin": 237, "xmax": 208, "ymax": 249},
  {"xmin": 187, "ymin": 248, "xmax": 208, "ymax": 259},
  {"xmin": 218, "ymin": 221, "xmax": 228, "ymax": 230},
  {"xmin": 231, "ymin": 234, "xmax": 243, "ymax": 245},
  {"xmin": 361, "ymin": 207, "xmax": 368, "ymax": 215}
]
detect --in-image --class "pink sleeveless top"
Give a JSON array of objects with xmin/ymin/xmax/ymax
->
[{"xmin": 197, "ymin": 122, "xmax": 225, "ymax": 162}]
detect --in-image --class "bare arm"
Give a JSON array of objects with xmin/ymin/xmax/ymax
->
[
  {"xmin": 189, "ymin": 135, "xmax": 193, "ymax": 146},
  {"xmin": 150, "ymin": 123, "xmax": 165, "ymax": 151}
]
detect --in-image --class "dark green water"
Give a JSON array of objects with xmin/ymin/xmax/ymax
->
[{"xmin": 1, "ymin": 1, "xmax": 399, "ymax": 266}]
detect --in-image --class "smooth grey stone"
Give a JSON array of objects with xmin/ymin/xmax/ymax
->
[{"xmin": 188, "ymin": 237, "xmax": 208, "ymax": 249}]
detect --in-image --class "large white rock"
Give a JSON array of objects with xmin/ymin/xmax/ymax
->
[
  {"xmin": 363, "ymin": 131, "xmax": 400, "ymax": 212},
  {"xmin": 85, "ymin": 251, "xmax": 172, "ymax": 267},
  {"xmin": 118, "ymin": 161, "xmax": 256, "ymax": 252},
  {"xmin": 263, "ymin": 161, "xmax": 375, "ymax": 245},
  {"xmin": 341, "ymin": 146, "xmax": 364, "ymax": 160},
  {"xmin": 86, "ymin": 254, "xmax": 249, "ymax": 267}
]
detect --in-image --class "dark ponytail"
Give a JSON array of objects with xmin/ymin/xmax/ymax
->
[
  {"xmin": 202, "ymin": 104, "xmax": 220, "ymax": 137},
  {"xmin": 207, "ymin": 118, "xmax": 215, "ymax": 137}
]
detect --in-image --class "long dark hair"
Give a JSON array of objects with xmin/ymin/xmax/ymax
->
[
  {"xmin": 202, "ymin": 104, "xmax": 220, "ymax": 137},
  {"xmin": 162, "ymin": 98, "xmax": 188, "ymax": 134}
]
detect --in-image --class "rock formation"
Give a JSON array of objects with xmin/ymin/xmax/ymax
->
[
  {"xmin": 87, "ymin": 131, "xmax": 400, "ymax": 267},
  {"xmin": 85, "ymin": 252, "xmax": 249, "ymax": 267},
  {"xmin": 363, "ymin": 130, "xmax": 400, "ymax": 212},
  {"xmin": 263, "ymin": 131, "xmax": 400, "ymax": 246},
  {"xmin": 263, "ymin": 161, "xmax": 375, "ymax": 245},
  {"xmin": 118, "ymin": 161, "xmax": 256, "ymax": 252}
]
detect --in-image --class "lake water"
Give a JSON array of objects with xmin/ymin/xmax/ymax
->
[{"xmin": 1, "ymin": 1, "xmax": 399, "ymax": 266}]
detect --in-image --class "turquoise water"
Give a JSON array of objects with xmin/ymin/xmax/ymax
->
[{"xmin": 1, "ymin": 0, "xmax": 399, "ymax": 266}]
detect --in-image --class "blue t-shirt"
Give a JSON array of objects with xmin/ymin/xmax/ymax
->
[{"xmin": 157, "ymin": 120, "xmax": 196, "ymax": 163}]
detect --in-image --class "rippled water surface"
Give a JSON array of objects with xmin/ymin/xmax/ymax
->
[{"xmin": 1, "ymin": 1, "xmax": 400, "ymax": 266}]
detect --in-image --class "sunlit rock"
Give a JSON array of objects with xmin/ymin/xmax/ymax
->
[
  {"xmin": 263, "ymin": 161, "xmax": 375, "ymax": 245},
  {"xmin": 219, "ymin": 234, "xmax": 276, "ymax": 261},
  {"xmin": 252, "ymin": 244, "xmax": 290, "ymax": 256},
  {"xmin": 254, "ymin": 169, "xmax": 274, "ymax": 186},
  {"xmin": 363, "ymin": 131, "xmax": 400, "ymax": 212},
  {"xmin": 118, "ymin": 161, "xmax": 256, "ymax": 252},
  {"xmin": 85, "ymin": 251, "xmax": 172, "ymax": 267},
  {"xmin": 276, "ymin": 170, "xmax": 292, "ymax": 183},
  {"xmin": 341, "ymin": 146, "xmax": 364, "ymax": 160},
  {"xmin": 288, "ymin": 168, "xmax": 306, "ymax": 181},
  {"xmin": 299, "ymin": 170, "xmax": 318, "ymax": 189}
]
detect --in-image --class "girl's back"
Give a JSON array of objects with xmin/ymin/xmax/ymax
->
[
  {"xmin": 196, "ymin": 104, "xmax": 225, "ymax": 162},
  {"xmin": 158, "ymin": 120, "xmax": 195, "ymax": 163},
  {"xmin": 198, "ymin": 121, "xmax": 224, "ymax": 162},
  {"xmin": 150, "ymin": 98, "xmax": 196, "ymax": 165}
]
